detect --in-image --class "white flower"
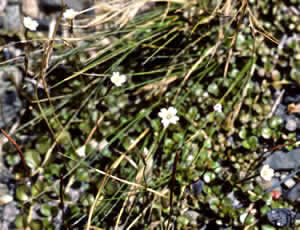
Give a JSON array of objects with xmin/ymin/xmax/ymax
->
[
  {"xmin": 203, "ymin": 172, "xmax": 216, "ymax": 183},
  {"xmin": 214, "ymin": 103, "xmax": 222, "ymax": 113},
  {"xmin": 143, "ymin": 148, "xmax": 149, "ymax": 154},
  {"xmin": 111, "ymin": 72, "xmax": 127, "ymax": 87},
  {"xmin": 239, "ymin": 213, "xmax": 248, "ymax": 224},
  {"xmin": 63, "ymin": 8, "xmax": 78, "ymax": 20},
  {"xmin": 203, "ymin": 92, "xmax": 209, "ymax": 98},
  {"xmin": 24, "ymin": 16, "xmax": 39, "ymax": 31},
  {"xmin": 75, "ymin": 145, "xmax": 86, "ymax": 157},
  {"xmin": 260, "ymin": 164, "xmax": 274, "ymax": 181},
  {"xmin": 187, "ymin": 154, "xmax": 193, "ymax": 162},
  {"xmin": 158, "ymin": 107, "xmax": 179, "ymax": 128}
]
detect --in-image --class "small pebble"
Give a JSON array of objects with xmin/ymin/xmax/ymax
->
[
  {"xmin": 283, "ymin": 178, "xmax": 296, "ymax": 188},
  {"xmin": 286, "ymin": 183, "xmax": 300, "ymax": 201},
  {"xmin": 184, "ymin": 210, "xmax": 201, "ymax": 225},
  {"xmin": 285, "ymin": 117, "xmax": 297, "ymax": 131},
  {"xmin": 192, "ymin": 180, "xmax": 204, "ymax": 195},
  {"xmin": 240, "ymin": 213, "xmax": 248, "ymax": 224},
  {"xmin": 0, "ymin": 194, "xmax": 13, "ymax": 205}
]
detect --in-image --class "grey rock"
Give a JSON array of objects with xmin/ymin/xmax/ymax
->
[
  {"xmin": 286, "ymin": 183, "xmax": 300, "ymax": 201},
  {"xmin": 274, "ymin": 104, "xmax": 286, "ymax": 117},
  {"xmin": 0, "ymin": 0, "xmax": 7, "ymax": 13},
  {"xmin": 0, "ymin": 182, "xmax": 17, "ymax": 229},
  {"xmin": 0, "ymin": 184, "xmax": 9, "ymax": 200},
  {"xmin": 0, "ymin": 4, "xmax": 22, "ymax": 31},
  {"xmin": 39, "ymin": 0, "xmax": 85, "ymax": 13},
  {"xmin": 0, "ymin": 67, "xmax": 23, "ymax": 129},
  {"xmin": 283, "ymin": 93, "xmax": 300, "ymax": 104},
  {"xmin": 267, "ymin": 208, "xmax": 298, "ymax": 227},
  {"xmin": 191, "ymin": 179, "xmax": 204, "ymax": 196},
  {"xmin": 0, "ymin": 161, "xmax": 17, "ymax": 229},
  {"xmin": 227, "ymin": 191, "xmax": 243, "ymax": 209},
  {"xmin": 265, "ymin": 168, "xmax": 300, "ymax": 194},
  {"xmin": 264, "ymin": 149, "xmax": 300, "ymax": 170},
  {"xmin": 0, "ymin": 194, "xmax": 12, "ymax": 205},
  {"xmin": 39, "ymin": 0, "xmax": 63, "ymax": 13},
  {"xmin": 285, "ymin": 115, "xmax": 299, "ymax": 132},
  {"xmin": 273, "ymin": 98, "xmax": 300, "ymax": 133},
  {"xmin": 0, "ymin": 201, "xmax": 19, "ymax": 230},
  {"xmin": 0, "ymin": 182, "xmax": 13, "ymax": 205},
  {"xmin": 23, "ymin": 0, "xmax": 39, "ymax": 18},
  {"xmin": 68, "ymin": 188, "xmax": 80, "ymax": 202},
  {"xmin": 184, "ymin": 210, "xmax": 202, "ymax": 226},
  {"xmin": 260, "ymin": 177, "xmax": 282, "ymax": 194},
  {"xmin": 282, "ymin": 176, "xmax": 296, "ymax": 188}
]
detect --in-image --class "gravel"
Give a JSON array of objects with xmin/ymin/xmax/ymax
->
[
  {"xmin": 264, "ymin": 149, "xmax": 300, "ymax": 170},
  {"xmin": 0, "ymin": 67, "xmax": 23, "ymax": 129}
]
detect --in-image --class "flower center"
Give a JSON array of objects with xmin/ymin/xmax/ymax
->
[{"xmin": 166, "ymin": 114, "xmax": 172, "ymax": 120}]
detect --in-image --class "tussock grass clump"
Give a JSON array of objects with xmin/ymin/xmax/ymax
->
[{"xmin": 0, "ymin": 0, "xmax": 299, "ymax": 229}]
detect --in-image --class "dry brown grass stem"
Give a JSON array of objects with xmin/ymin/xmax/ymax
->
[
  {"xmin": 86, "ymin": 128, "xmax": 150, "ymax": 230},
  {"xmin": 173, "ymin": 45, "xmax": 216, "ymax": 103}
]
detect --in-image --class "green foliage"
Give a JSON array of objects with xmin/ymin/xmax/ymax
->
[{"xmin": 2, "ymin": 0, "xmax": 299, "ymax": 229}]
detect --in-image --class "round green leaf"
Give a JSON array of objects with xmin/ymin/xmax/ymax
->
[
  {"xmin": 16, "ymin": 185, "xmax": 30, "ymax": 201},
  {"xmin": 25, "ymin": 150, "xmax": 41, "ymax": 169},
  {"xmin": 261, "ymin": 127, "xmax": 272, "ymax": 139},
  {"xmin": 269, "ymin": 116, "xmax": 282, "ymax": 129},
  {"xmin": 40, "ymin": 204, "xmax": 52, "ymax": 217}
]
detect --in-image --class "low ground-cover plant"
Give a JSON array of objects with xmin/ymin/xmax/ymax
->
[{"xmin": 0, "ymin": 0, "xmax": 299, "ymax": 229}]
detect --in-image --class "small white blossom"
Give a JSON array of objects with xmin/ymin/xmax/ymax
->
[
  {"xmin": 214, "ymin": 103, "xmax": 222, "ymax": 113},
  {"xmin": 239, "ymin": 213, "xmax": 248, "ymax": 224},
  {"xmin": 111, "ymin": 72, "xmax": 127, "ymax": 87},
  {"xmin": 143, "ymin": 148, "xmax": 149, "ymax": 154},
  {"xmin": 186, "ymin": 154, "xmax": 193, "ymax": 162},
  {"xmin": 203, "ymin": 172, "xmax": 216, "ymax": 183},
  {"xmin": 75, "ymin": 145, "xmax": 86, "ymax": 157},
  {"xmin": 260, "ymin": 164, "xmax": 274, "ymax": 181},
  {"xmin": 202, "ymin": 92, "xmax": 209, "ymax": 98},
  {"xmin": 63, "ymin": 8, "xmax": 78, "ymax": 20},
  {"xmin": 158, "ymin": 107, "xmax": 179, "ymax": 128},
  {"xmin": 24, "ymin": 16, "xmax": 39, "ymax": 31}
]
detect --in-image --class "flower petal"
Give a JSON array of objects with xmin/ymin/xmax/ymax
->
[
  {"xmin": 120, "ymin": 75, "xmax": 127, "ymax": 83},
  {"xmin": 161, "ymin": 119, "xmax": 170, "ymax": 127},
  {"xmin": 170, "ymin": 116, "xmax": 179, "ymax": 124},
  {"xmin": 168, "ymin": 107, "xmax": 177, "ymax": 115},
  {"xmin": 158, "ymin": 108, "xmax": 167, "ymax": 118}
]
